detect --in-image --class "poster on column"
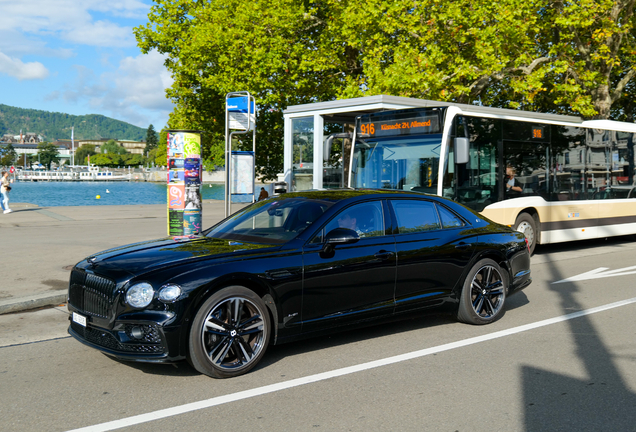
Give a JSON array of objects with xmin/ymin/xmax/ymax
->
[
  {"xmin": 184, "ymin": 158, "xmax": 201, "ymax": 185},
  {"xmin": 168, "ymin": 209, "xmax": 184, "ymax": 236},
  {"xmin": 183, "ymin": 210, "xmax": 202, "ymax": 235}
]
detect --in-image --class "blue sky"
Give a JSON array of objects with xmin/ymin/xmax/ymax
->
[{"xmin": 0, "ymin": 0, "xmax": 172, "ymax": 131}]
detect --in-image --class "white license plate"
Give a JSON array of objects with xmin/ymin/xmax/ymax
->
[{"xmin": 72, "ymin": 312, "xmax": 87, "ymax": 327}]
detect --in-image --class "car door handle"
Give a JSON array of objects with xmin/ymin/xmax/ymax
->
[
  {"xmin": 374, "ymin": 250, "xmax": 395, "ymax": 260},
  {"xmin": 455, "ymin": 242, "xmax": 472, "ymax": 250}
]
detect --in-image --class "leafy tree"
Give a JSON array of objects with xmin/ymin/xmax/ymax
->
[
  {"xmin": 540, "ymin": 0, "xmax": 636, "ymax": 119},
  {"xmin": 75, "ymin": 144, "xmax": 96, "ymax": 166},
  {"xmin": 135, "ymin": 0, "xmax": 636, "ymax": 177},
  {"xmin": 90, "ymin": 153, "xmax": 113, "ymax": 167},
  {"xmin": 37, "ymin": 142, "xmax": 60, "ymax": 169},
  {"xmin": 146, "ymin": 148, "xmax": 158, "ymax": 166},
  {"xmin": 101, "ymin": 140, "xmax": 128, "ymax": 155},
  {"xmin": 145, "ymin": 124, "xmax": 158, "ymax": 153},
  {"xmin": 155, "ymin": 129, "xmax": 168, "ymax": 166},
  {"xmin": 123, "ymin": 153, "xmax": 144, "ymax": 166},
  {"xmin": 134, "ymin": 0, "xmax": 341, "ymax": 178},
  {"xmin": 0, "ymin": 143, "xmax": 17, "ymax": 166}
]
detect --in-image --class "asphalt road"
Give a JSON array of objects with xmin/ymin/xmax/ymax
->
[{"xmin": 2, "ymin": 237, "xmax": 636, "ymax": 432}]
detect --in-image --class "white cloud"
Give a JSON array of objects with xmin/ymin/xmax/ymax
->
[
  {"xmin": 64, "ymin": 20, "xmax": 136, "ymax": 48},
  {"xmin": 0, "ymin": 52, "xmax": 49, "ymax": 80},
  {"xmin": 52, "ymin": 50, "xmax": 173, "ymax": 128},
  {"xmin": 0, "ymin": 0, "xmax": 148, "ymax": 49}
]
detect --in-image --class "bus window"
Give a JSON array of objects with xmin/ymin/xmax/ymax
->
[
  {"xmin": 503, "ymin": 139, "xmax": 548, "ymax": 200},
  {"xmin": 551, "ymin": 125, "xmax": 586, "ymax": 200}
]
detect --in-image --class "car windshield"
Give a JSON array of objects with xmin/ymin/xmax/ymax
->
[{"xmin": 203, "ymin": 197, "xmax": 334, "ymax": 244}]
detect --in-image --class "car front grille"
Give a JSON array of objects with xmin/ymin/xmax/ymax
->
[{"xmin": 68, "ymin": 270, "xmax": 116, "ymax": 318}]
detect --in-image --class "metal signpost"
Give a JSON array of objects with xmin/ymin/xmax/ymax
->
[{"xmin": 225, "ymin": 91, "xmax": 256, "ymax": 217}]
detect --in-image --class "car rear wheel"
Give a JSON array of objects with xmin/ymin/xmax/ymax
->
[
  {"xmin": 457, "ymin": 258, "xmax": 507, "ymax": 325},
  {"xmin": 188, "ymin": 286, "xmax": 271, "ymax": 378}
]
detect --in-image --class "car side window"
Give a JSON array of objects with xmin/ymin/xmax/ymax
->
[
  {"xmin": 392, "ymin": 200, "xmax": 441, "ymax": 234},
  {"xmin": 322, "ymin": 201, "xmax": 385, "ymax": 239},
  {"xmin": 437, "ymin": 204, "xmax": 465, "ymax": 229}
]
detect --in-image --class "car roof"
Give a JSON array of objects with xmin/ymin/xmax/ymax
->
[
  {"xmin": 275, "ymin": 188, "xmax": 438, "ymax": 201},
  {"xmin": 272, "ymin": 188, "xmax": 487, "ymax": 226}
]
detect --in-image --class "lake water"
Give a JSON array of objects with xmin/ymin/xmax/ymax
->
[{"xmin": 7, "ymin": 181, "xmax": 252, "ymax": 207}]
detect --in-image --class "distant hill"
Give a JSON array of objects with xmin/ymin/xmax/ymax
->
[{"xmin": 0, "ymin": 104, "xmax": 147, "ymax": 141}]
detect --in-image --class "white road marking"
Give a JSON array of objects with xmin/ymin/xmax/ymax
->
[
  {"xmin": 67, "ymin": 297, "xmax": 636, "ymax": 432},
  {"xmin": 553, "ymin": 266, "xmax": 636, "ymax": 284}
]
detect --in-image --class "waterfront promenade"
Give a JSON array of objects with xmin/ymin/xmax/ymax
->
[{"xmin": 0, "ymin": 200, "xmax": 247, "ymax": 315}]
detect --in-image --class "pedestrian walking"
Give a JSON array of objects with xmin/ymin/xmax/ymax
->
[{"xmin": 1, "ymin": 171, "xmax": 13, "ymax": 214}]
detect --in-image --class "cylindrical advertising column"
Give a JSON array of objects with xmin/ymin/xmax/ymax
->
[{"xmin": 167, "ymin": 130, "xmax": 203, "ymax": 236}]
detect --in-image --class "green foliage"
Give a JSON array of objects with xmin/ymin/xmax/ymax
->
[
  {"xmin": 37, "ymin": 142, "xmax": 60, "ymax": 169},
  {"xmin": 155, "ymin": 128, "xmax": 168, "ymax": 166},
  {"xmin": 90, "ymin": 153, "xmax": 114, "ymax": 167},
  {"xmin": 0, "ymin": 143, "xmax": 17, "ymax": 166},
  {"xmin": 134, "ymin": 0, "xmax": 636, "ymax": 186},
  {"xmin": 145, "ymin": 124, "xmax": 158, "ymax": 152},
  {"xmin": 0, "ymin": 104, "xmax": 147, "ymax": 141},
  {"xmin": 101, "ymin": 139, "xmax": 128, "ymax": 155},
  {"xmin": 75, "ymin": 144, "xmax": 96, "ymax": 165},
  {"xmin": 124, "ymin": 154, "xmax": 145, "ymax": 166}
]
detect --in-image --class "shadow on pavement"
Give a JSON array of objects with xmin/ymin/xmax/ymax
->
[{"xmin": 522, "ymin": 259, "xmax": 636, "ymax": 430}]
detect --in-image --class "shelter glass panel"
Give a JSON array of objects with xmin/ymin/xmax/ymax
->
[{"xmin": 291, "ymin": 117, "xmax": 314, "ymax": 191}]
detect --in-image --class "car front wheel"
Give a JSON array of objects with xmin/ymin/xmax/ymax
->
[
  {"xmin": 457, "ymin": 258, "xmax": 507, "ymax": 325},
  {"xmin": 188, "ymin": 286, "xmax": 271, "ymax": 378}
]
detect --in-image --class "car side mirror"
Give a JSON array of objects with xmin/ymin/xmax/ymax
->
[
  {"xmin": 323, "ymin": 228, "xmax": 359, "ymax": 252},
  {"xmin": 455, "ymin": 137, "xmax": 469, "ymax": 164}
]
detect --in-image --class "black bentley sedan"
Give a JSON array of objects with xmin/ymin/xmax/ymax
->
[{"xmin": 68, "ymin": 189, "xmax": 531, "ymax": 378}]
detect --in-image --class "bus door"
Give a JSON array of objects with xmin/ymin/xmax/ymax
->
[
  {"xmin": 444, "ymin": 117, "xmax": 500, "ymax": 212},
  {"xmin": 546, "ymin": 126, "xmax": 598, "ymax": 242}
]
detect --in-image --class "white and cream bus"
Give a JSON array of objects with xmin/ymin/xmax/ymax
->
[{"xmin": 348, "ymin": 105, "xmax": 636, "ymax": 253}]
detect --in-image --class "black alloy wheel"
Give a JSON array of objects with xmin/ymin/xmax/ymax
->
[
  {"xmin": 457, "ymin": 258, "xmax": 507, "ymax": 325},
  {"xmin": 188, "ymin": 286, "xmax": 271, "ymax": 378}
]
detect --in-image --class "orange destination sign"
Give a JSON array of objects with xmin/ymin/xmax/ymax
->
[{"xmin": 358, "ymin": 115, "xmax": 440, "ymax": 137}]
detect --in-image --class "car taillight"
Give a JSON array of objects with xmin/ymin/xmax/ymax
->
[{"xmin": 525, "ymin": 237, "xmax": 530, "ymax": 252}]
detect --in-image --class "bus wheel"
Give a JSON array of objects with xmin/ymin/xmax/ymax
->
[{"xmin": 514, "ymin": 213, "xmax": 537, "ymax": 254}]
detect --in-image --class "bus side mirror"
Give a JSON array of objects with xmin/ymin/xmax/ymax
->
[
  {"xmin": 323, "ymin": 136, "xmax": 334, "ymax": 162},
  {"xmin": 455, "ymin": 137, "xmax": 469, "ymax": 164},
  {"xmin": 323, "ymin": 132, "xmax": 352, "ymax": 162}
]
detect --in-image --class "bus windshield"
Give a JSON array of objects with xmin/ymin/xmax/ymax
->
[
  {"xmin": 351, "ymin": 108, "xmax": 446, "ymax": 194},
  {"xmin": 352, "ymin": 134, "xmax": 442, "ymax": 193}
]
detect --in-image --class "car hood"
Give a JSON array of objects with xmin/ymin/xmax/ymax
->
[{"xmin": 77, "ymin": 235, "xmax": 278, "ymax": 277}]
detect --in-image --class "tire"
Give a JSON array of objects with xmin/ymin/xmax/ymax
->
[
  {"xmin": 457, "ymin": 259, "xmax": 507, "ymax": 325},
  {"xmin": 188, "ymin": 286, "xmax": 271, "ymax": 378},
  {"xmin": 514, "ymin": 213, "xmax": 537, "ymax": 255}
]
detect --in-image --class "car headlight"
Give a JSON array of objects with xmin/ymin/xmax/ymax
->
[
  {"xmin": 126, "ymin": 282, "xmax": 155, "ymax": 308},
  {"xmin": 158, "ymin": 284, "xmax": 182, "ymax": 302}
]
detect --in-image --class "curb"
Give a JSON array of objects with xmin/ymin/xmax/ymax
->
[{"xmin": 0, "ymin": 290, "xmax": 67, "ymax": 315}]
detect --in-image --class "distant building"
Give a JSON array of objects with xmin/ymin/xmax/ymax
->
[
  {"xmin": 74, "ymin": 138, "xmax": 147, "ymax": 155},
  {"xmin": 1, "ymin": 133, "xmax": 44, "ymax": 144},
  {"xmin": 0, "ymin": 143, "xmax": 70, "ymax": 166}
]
